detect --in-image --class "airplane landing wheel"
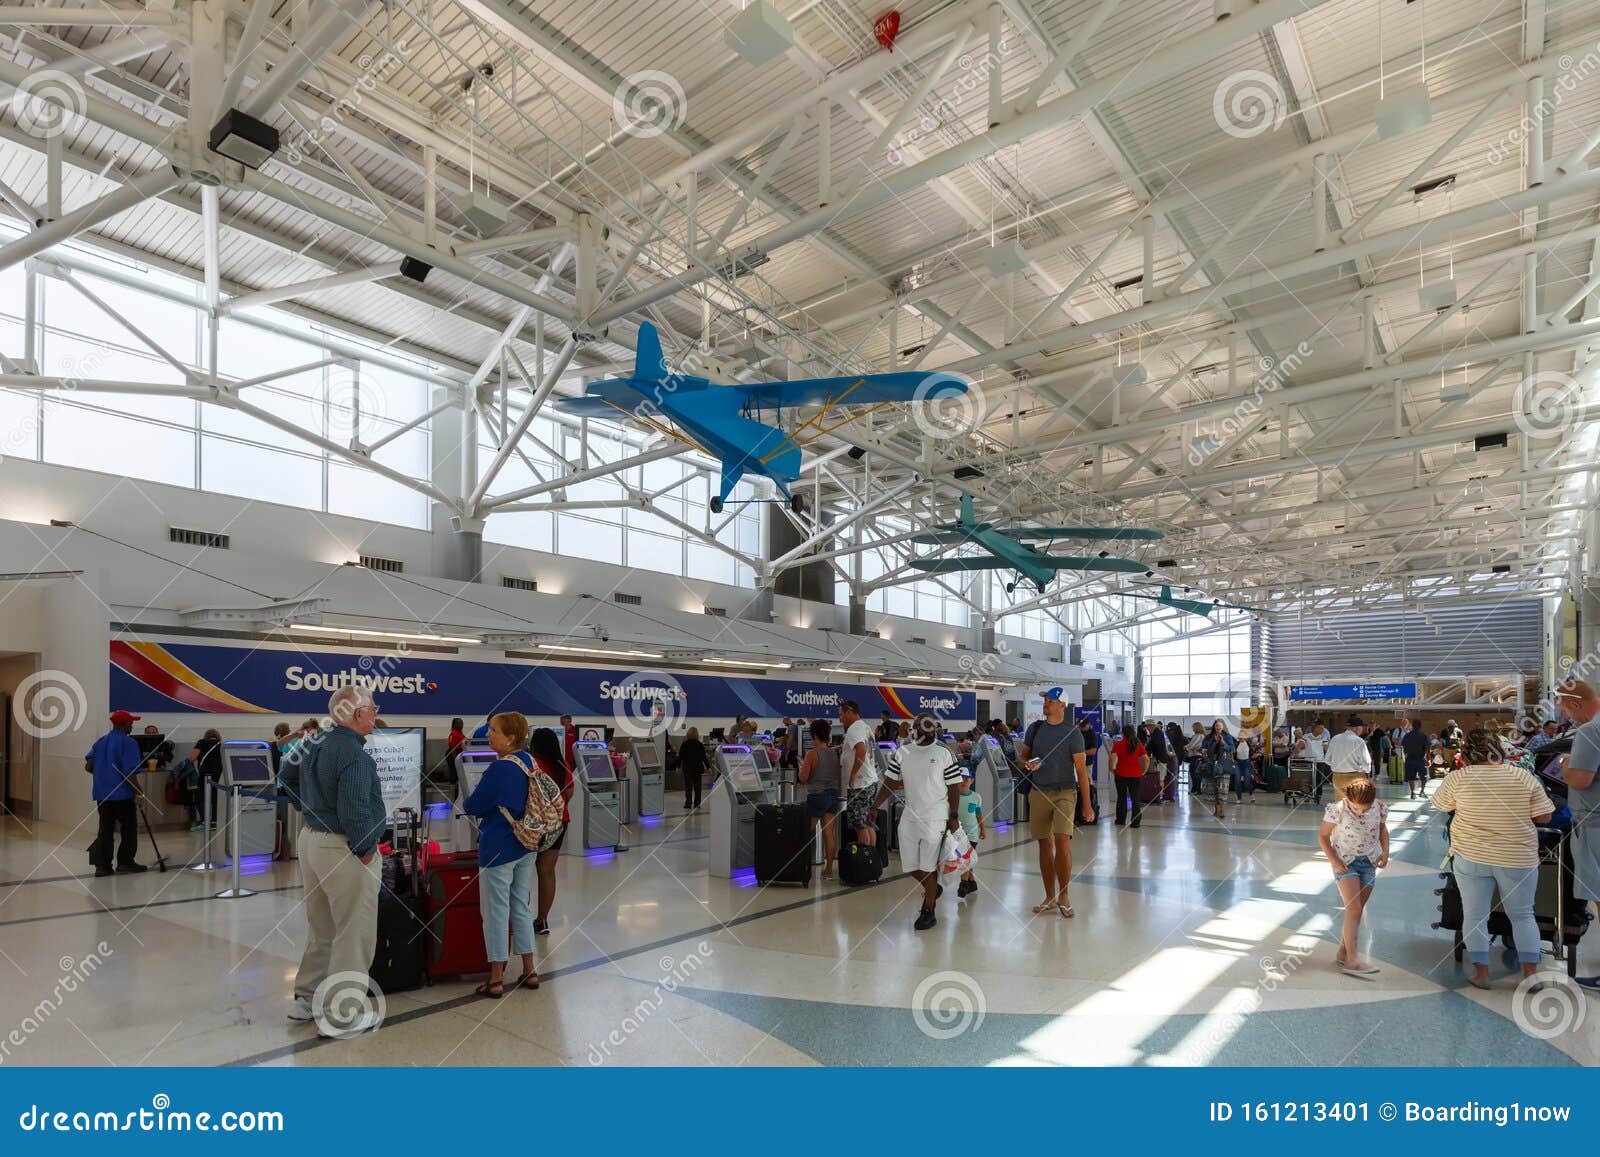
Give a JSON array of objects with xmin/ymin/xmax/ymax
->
[
  {"xmin": 790, "ymin": 493, "xmax": 806, "ymax": 514},
  {"xmin": 710, "ymin": 496, "xmax": 724, "ymax": 514},
  {"xmin": 1005, "ymin": 581, "xmax": 1016, "ymax": 593}
]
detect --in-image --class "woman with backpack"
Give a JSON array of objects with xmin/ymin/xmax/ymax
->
[{"xmin": 464, "ymin": 711, "xmax": 553, "ymax": 998}]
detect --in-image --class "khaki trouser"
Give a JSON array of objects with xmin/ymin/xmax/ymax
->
[{"xmin": 293, "ymin": 827, "xmax": 380, "ymax": 1001}]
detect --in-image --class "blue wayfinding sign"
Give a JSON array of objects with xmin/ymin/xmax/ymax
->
[
  {"xmin": 1289, "ymin": 682, "xmax": 1418, "ymax": 701},
  {"xmin": 109, "ymin": 638, "xmax": 977, "ymax": 721}
]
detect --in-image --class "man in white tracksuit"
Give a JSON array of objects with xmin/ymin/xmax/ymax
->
[{"xmin": 869, "ymin": 713, "xmax": 963, "ymax": 932}]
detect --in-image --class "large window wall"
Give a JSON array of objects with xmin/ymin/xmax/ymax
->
[
  {"xmin": 0, "ymin": 229, "xmax": 432, "ymax": 529},
  {"xmin": 1139, "ymin": 622, "xmax": 1253, "ymax": 718}
]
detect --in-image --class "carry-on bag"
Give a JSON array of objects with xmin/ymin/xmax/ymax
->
[{"xmin": 753, "ymin": 802, "xmax": 812, "ymax": 886}]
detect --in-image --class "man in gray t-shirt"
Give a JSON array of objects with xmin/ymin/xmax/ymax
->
[{"xmin": 1018, "ymin": 689, "xmax": 1094, "ymax": 918}]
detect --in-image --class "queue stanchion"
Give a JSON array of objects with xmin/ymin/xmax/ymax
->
[
  {"xmin": 214, "ymin": 786, "xmax": 256, "ymax": 900},
  {"xmin": 188, "ymin": 778, "xmax": 222, "ymax": 872}
]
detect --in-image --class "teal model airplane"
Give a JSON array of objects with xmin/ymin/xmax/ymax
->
[
  {"xmin": 554, "ymin": 322, "xmax": 971, "ymax": 513},
  {"xmin": 1125, "ymin": 585, "xmax": 1254, "ymax": 619},
  {"xmin": 909, "ymin": 494, "xmax": 1165, "ymax": 592}
]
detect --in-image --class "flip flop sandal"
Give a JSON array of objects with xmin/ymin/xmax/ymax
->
[
  {"xmin": 475, "ymin": 981, "xmax": 505, "ymax": 999},
  {"xmin": 1058, "ymin": 903, "xmax": 1074, "ymax": 918},
  {"xmin": 511, "ymin": 973, "xmax": 541, "ymax": 990},
  {"xmin": 1032, "ymin": 900, "xmax": 1057, "ymax": 914}
]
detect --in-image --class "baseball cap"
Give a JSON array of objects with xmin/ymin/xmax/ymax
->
[
  {"xmin": 109, "ymin": 710, "xmax": 141, "ymax": 725},
  {"xmin": 1042, "ymin": 687, "xmax": 1064, "ymax": 702},
  {"xmin": 959, "ymin": 768, "xmax": 975, "ymax": 780}
]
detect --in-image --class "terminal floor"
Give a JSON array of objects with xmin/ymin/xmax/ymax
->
[{"xmin": 1, "ymin": 785, "xmax": 1596, "ymax": 1067}]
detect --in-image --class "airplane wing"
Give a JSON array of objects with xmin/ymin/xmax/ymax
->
[
  {"xmin": 736, "ymin": 371, "xmax": 968, "ymax": 410},
  {"xmin": 998, "ymin": 526, "xmax": 1165, "ymax": 542},
  {"xmin": 553, "ymin": 378, "xmax": 649, "ymax": 418},
  {"xmin": 911, "ymin": 555, "xmax": 1151, "ymax": 575}
]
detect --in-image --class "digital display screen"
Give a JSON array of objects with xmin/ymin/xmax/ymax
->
[
  {"xmin": 370, "ymin": 726, "xmax": 425, "ymax": 820},
  {"xmin": 224, "ymin": 751, "xmax": 274, "ymax": 785},
  {"xmin": 634, "ymin": 745, "xmax": 660, "ymax": 770},
  {"xmin": 577, "ymin": 742, "xmax": 615, "ymax": 783},
  {"xmin": 750, "ymin": 746, "xmax": 771, "ymax": 772},
  {"xmin": 719, "ymin": 748, "xmax": 761, "ymax": 793},
  {"xmin": 134, "ymin": 733, "xmax": 167, "ymax": 757}
]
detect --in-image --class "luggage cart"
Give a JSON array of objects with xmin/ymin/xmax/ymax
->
[{"xmin": 1283, "ymin": 757, "xmax": 1315, "ymax": 807}]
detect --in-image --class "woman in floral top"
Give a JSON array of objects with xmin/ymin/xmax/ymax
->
[{"xmin": 1318, "ymin": 775, "xmax": 1389, "ymax": 976}]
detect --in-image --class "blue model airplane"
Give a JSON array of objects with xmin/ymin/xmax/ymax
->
[
  {"xmin": 554, "ymin": 322, "xmax": 971, "ymax": 512},
  {"xmin": 910, "ymin": 493, "xmax": 1164, "ymax": 592}
]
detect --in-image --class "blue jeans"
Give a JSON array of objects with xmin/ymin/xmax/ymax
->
[
  {"xmin": 479, "ymin": 854, "xmax": 536, "ymax": 963},
  {"xmin": 1334, "ymin": 854, "xmax": 1378, "ymax": 890},
  {"xmin": 1455, "ymin": 854, "xmax": 1541, "ymax": 966}
]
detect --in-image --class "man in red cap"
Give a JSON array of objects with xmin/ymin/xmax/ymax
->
[{"xmin": 84, "ymin": 710, "xmax": 148, "ymax": 877}]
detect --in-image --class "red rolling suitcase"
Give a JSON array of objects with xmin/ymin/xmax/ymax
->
[{"xmin": 424, "ymin": 852, "xmax": 490, "ymax": 980}]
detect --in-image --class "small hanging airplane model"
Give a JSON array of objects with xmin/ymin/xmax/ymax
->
[
  {"xmin": 1125, "ymin": 584, "xmax": 1257, "ymax": 619},
  {"xmin": 909, "ymin": 493, "xmax": 1165, "ymax": 592},
  {"xmin": 554, "ymin": 322, "xmax": 971, "ymax": 513}
]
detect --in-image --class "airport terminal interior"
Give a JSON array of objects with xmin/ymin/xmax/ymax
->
[{"xmin": 1, "ymin": 0, "xmax": 1599, "ymax": 1068}]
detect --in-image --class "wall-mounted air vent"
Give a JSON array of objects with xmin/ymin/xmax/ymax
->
[
  {"xmin": 612, "ymin": 592, "xmax": 642, "ymax": 606},
  {"xmin": 909, "ymin": 636, "xmax": 927, "ymax": 645},
  {"xmin": 357, "ymin": 554, "xmax": 403, "ymax": 573},
  {"xmin": 501, "ymin": 576, "xmax": 538, "ymax": 592},
  {"xmin": 170, "ymin": 527, "xmax": 230, "ymax": 550},
  {"xmin": 704, "ymin": 606, "xmax": 727, "ymax": 617},
  {"xmin": 1021, "ymin": 652, "xmax": 1033, "ymax": 660}
]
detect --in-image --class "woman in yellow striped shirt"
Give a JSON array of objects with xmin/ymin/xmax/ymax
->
[{"xmin": 1430, "ymin": 729, "xmax": 1555, "ymax": 990}]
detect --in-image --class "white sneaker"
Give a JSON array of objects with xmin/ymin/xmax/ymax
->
[
  {"xmin": 318, "ymin": 1009, "xmax": 381, "ymax": 1039},
  {"xmin": 287, "ymin": 997, "xmax": 314, "ymax": 1022}
]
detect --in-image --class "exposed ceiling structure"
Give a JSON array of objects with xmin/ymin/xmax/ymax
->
[{"xmin": 1, "ymin": 0, "xmax": 1598, "ymax": 645}]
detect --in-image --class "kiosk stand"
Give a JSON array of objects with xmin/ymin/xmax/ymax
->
[
  {"xmin": 708, "ymin": 744, "xmax": 776, "ymax": 877},
  {"xmin": 574, "ymin": 740, "xmax": 625, "ymax": 851},
  {"xmin": 627, "ymin": 741, "xmax": 665, "ymax": 818},
  {"xmin": 975, "ymin": 737, "xmax": 1014, "ymax": 825},
  {"xmin": 214, "ymin": 740, "xmax": 275, "ymax": 899},
  {"xmin": 453, "ymin": 749, "xmax": 498, "ymax": 854}
]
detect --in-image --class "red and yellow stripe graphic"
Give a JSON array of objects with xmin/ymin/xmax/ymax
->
[
  {"xmin": 110, "ymin": 640, "xmax": 272, "ymax": 714},
  {"xmin": 878, "ymin": 685, "xmax": 913, "ymax": 719}
]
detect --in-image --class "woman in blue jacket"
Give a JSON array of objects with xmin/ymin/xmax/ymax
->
[
  {"xmin": 1200, "ymin": 719, "xmax": 1237, "ymax": 821},
  {"xmin": 464, "ymin": 710, "xmax": 540, "ymax": 997}
]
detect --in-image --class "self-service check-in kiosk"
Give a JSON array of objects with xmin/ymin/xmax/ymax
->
[
  {"xmin": 627, "ymin": 739, "xmax": 665, "ymax": 818},
  {"xmin": 975, "ymin": 735, "xmax": 1014, "ymax": 825},
  {"xmin": 574, "ymin": 740, "xmax": 625, "ymax": 851},
  {"xmin": 453, "ymin": 749, "xmax": 498, "ymax": 854},
  {"xmin": 708, "ymin": 743, "xmax": 776, "ymax": 877},
  {"xmin": 219, "ymin": 740, "xmax": 277, "ymax": 858}
]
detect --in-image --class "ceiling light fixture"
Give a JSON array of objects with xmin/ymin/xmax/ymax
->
[
  {"xmin": 704, "ymin": 656, "xmax": 792, "ymax": 670},
  {"xmin": 286, "ymin": 623, "xmax": 481, "ymax": 645}
]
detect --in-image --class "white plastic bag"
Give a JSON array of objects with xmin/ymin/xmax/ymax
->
[{"xmin": 940, "ymin": 828, "xmax": 976, "ymax": 879}]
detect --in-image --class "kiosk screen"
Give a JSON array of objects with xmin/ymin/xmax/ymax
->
[
  {"xmin": 577, "ymin": 742, "xmax": 616, "ymax": 782},
  {"xmin": 225, "ymin": 750, "xmax": 274, "ymax": 785}
]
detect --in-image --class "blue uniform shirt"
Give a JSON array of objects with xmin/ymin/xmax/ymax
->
[{"xmin": 86, "ymin": 729, "xmax": 142, "ymax": 801}]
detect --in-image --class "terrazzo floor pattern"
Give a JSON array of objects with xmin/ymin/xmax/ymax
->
[{"xmin": 0, "ymin": 783, "xmax": 1593, "ymax": 1067}]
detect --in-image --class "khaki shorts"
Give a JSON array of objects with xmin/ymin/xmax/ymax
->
[{"xmin": 1029, "ymin": 787, "xmax": 1078, "ymax": 839}]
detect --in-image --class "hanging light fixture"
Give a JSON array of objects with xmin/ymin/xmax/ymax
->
[{"xmin": 1375, "ymin": 0, "xmax": 1433, "ymax": 140}]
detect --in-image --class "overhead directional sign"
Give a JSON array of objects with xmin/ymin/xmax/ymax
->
[{"xmin": 1289, "ymin": 682, "xmax": 1418, "ymax": 701}]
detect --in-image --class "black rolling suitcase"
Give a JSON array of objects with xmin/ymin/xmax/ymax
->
[
  {"xmin": 754, "ymin": 803, "xmax": 812, "ymax": 886},
  {"xmin": 369, "ymin": 807, "xmax": 429, "ymax": 993}
]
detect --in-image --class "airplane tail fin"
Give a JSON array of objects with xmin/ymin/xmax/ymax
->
[
  {"xmin": 633, "ymin": 321, "xmax": 668, "ymax": 381},
  {"xmin": 959, "ymin": 492, "xmax": 975, "ymax": 528}
]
